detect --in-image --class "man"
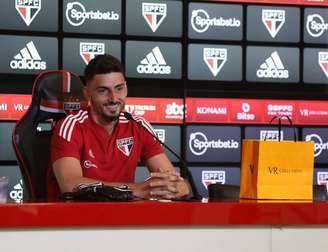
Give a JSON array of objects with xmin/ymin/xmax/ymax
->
[{"xmin": 47, "ymin": 54, "xmax": 190, "ymax": 200}]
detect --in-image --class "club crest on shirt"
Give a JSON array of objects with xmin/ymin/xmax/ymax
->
[{"xmin": 117, "ymin": 137, "xmax": 134, "ymax": 157}]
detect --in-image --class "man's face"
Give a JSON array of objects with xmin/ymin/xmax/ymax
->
[{"xmin": 85, "ymin": 72, "xmax": 127, "ymax": 122}]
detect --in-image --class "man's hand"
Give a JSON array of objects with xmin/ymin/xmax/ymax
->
[{"xmin": 133, "ymin": 171, "xmax": 190, "ymax": 199}]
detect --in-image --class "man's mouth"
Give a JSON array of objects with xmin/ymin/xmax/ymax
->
[{"xmin": 104, "ymin": 102, "xmax": 120, "ymax": 112}]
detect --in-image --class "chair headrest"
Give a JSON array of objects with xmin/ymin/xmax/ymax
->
[{"xmin": 31, "ymin": 70, "xmax": 88, "ymax": 123}]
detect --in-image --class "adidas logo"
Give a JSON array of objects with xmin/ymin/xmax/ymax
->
[
  {"xmin": 10, "ymin": 41, "xmax": 47, "ymax": 70},
  {"xmin": 256, "ymin": 51, "xmax": 289, "ymax": 79},
  {"xmin": 9, "ymin": 179, "xmax": 23, "ymax": 203},
  {"xmin": 136, "ymin": 46, "xmax": 171, "ymax": 75}
]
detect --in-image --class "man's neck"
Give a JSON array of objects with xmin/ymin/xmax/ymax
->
[{"xmin": 90, "ymin": 112, "xmax": 118, "ymax": 135}]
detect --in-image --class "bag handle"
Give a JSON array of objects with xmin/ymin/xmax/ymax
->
[{"xmin": 266, "ymin": 115, "xmax": 297, "ymax": 142}]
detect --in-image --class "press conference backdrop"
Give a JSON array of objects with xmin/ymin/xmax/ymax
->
[{"xmin": 0, "ymin": 0, "xmax": 328, "ymax": 201}]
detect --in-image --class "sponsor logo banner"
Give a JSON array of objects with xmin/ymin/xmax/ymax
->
[
  {"xmin": 264, "ymin": 101, "xmax": 295, "ymax": 122},
  {"xmin": 298, "ymin": 101, "xmax": 328, "ymax": 125},
  {"xmin": 0, "ymin": 94, "xmax": 31, "ymax": 120},
  {"xmin": 186, "ymin": 98, "xmax": 228, "ymax": 123},
  {"xmin": 229, "ymin": 100, "xmax": 263, "ymax": 123},
  {"xmin": 125, "ymin": 97, "xmax": 183, "ymax": 124}
]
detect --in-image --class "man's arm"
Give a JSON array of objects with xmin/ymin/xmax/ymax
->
[
  {"xmin": 141, "ymin": 153, "xmax": 191, "ymax": 199},
  {"xmin": 53, "ymin": 154, "xmax": 190, "ymax": 199},
  {"xmin": 52, "ymin": 157, "xmax": 138, "ymax": 192}
]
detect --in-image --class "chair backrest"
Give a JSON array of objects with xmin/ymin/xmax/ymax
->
[{"xmin": 12, "ymin": 70, "xmax": 88, "ymax": 201}]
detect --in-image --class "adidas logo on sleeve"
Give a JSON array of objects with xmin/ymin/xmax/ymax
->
[
  {"xmin": 10, "ymin": 41, "xmax": 46, "ymax": 70},
  {"xmin": 256, "ymin": 51, "xmax": 289, "ymax": 79},
  {"xmin": 136, "ymin": 46, "xmax": 171, "ymax": 74}
]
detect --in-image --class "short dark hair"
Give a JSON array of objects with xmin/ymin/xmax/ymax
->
[{"xmin": 84, "ymin": 54, "xmax": 124, "ymax": 84}]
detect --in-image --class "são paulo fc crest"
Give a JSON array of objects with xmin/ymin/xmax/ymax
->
[
  {"xmin": 79, "ymin": 42, "xmax": 105, "ymax": 65},
  {"xmin": 318, "ymin": 52, "xmax": 328, "ymax": 78},
  {"xmin": 117, "ymin": 137, "xmax": 134, "ymax": 157},
  {"xmin": 142, "ymin": 3, "xmax": 167, "ymax": 32},
  {"xmin": 262, "ymin": 9, "xmax": 285, "ymax": 38},
  {"xmin": 202, "ymin": 171, "xmax": 226, "ymax": 189},
  {"xmin": 15, "ymin": 0, "xmax": 41, "ymax": 26},
  {"xmin": 203, "ymin": 48, "xmax": 227, "ymax": 77}
]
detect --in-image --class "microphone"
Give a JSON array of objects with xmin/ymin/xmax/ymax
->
[{"xmin": 123, "ymin": 111, "xmax": 202, "ymax": 200}]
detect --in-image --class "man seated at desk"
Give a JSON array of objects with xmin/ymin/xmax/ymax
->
[{"xmin": 47, "ymin": 54, "xmax": 190, "ymax": 201}]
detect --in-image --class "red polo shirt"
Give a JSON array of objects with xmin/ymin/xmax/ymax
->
[{"xmin": 47, "ymin": 109, "xmax": 163, "ymax": 200}]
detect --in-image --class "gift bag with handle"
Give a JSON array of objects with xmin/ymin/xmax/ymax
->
[{"xmin": 240, "ymin": 115, "xmax": 314, "ymax": 200}]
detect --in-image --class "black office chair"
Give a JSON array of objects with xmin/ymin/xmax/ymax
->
[{"xmin": 12, "ymin": 70, "xmax": 88, "ymax": 202}]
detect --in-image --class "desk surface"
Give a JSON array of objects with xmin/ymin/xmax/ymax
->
[{"xmin": 1, "ymin": 201, "xmax": 328, "ymax": 228}]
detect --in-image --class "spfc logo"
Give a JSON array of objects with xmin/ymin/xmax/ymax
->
[
  {"xmin": 262, "ymin": 9, "xmax": 285, "ymax": 38},
  {"xmin": 203, "ymin": 48, "xmax": 227, "ymax": 77},
  {"xmin": 79, "ymin": 42, "xmax": 105, "ymax": 65},
  {"xmin": 117, "ymin": 137, "xmax": 134, "ymax": 157},
  {"xmin": 142, "ymin": 3, "xmax": 167, "ymax": 32},
  {"xmin": 318, "ymin": 52, "xmax": 328, "ymax": 78},
  {"xmin": 15, "ymin": 0, "xmax": 41, "ymax": 26},
  {"xmin": 202, "ymin": 171, "xmax": 226, "ymax": 189}
]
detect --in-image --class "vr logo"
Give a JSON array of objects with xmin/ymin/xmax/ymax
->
[
  {"xmin": 262, "ymin": 9, "xmax": 285, "ymax": 38},
  {"xmin": 79, "ymin": 42, "xmax": 105, "ymax": 65},
  {"xmin": 203, "ymin": 48, "xmax": 227, "ymax": 77},
  {"xmin": 15, "ymin": 0, "xmax": 41, "ymax": 26},
  {"xmin": 142, "ymin": 3, "xmax": 167, "ymax": 32},
  {"xmin": 318, "ymin": 52, "xmax": 328, "ymax": 78}
]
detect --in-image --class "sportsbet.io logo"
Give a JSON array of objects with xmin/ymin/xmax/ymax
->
[
  {"xmin": 189, "ymin": 132, "xmax": 239, "ymax": 156},
  {"xmin": 190, "ymin": 9, "xmax": 240, "ymax": 33},
  {"xmin": 306, "ymin": 14, "xmax": 328, "ymax": 38},
  {"xmin": 65, "ymin": 1, "xmax": 119, "ymax": 27},
  {"xmin": 305, "ymin": 134, "xmax": 328, "ymax": 157}
]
